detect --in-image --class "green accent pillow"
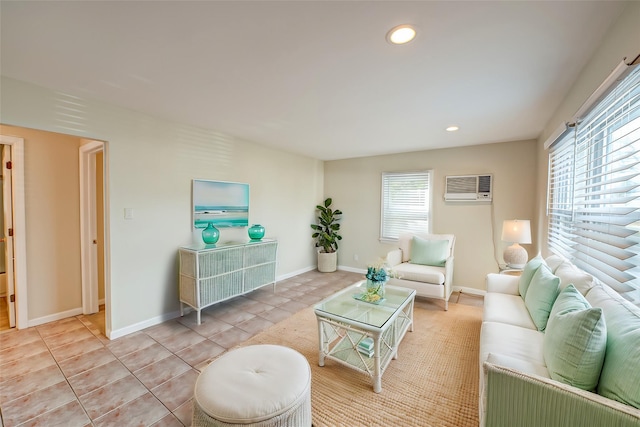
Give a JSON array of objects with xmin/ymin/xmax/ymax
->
[
  {"xmin": 518, "ymin": 254, "xmax": 545, "ymax": 299},
  {"xmin": 409, "ymin": 237, "xmax": 448, "ymax": 267},
  {"xmin": 524, "ymin": 264, "xmax": 560, "ymax": 331},
  {"xmin": 586, "ymin": 285, "xmax": 640, "ymax": 409},
  {"xmin": 543, "ymin": 284, "xmax": 607, "ymax": 391}
]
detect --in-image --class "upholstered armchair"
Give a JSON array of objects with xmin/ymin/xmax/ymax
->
[{"xmin": 385, "ymin": 233, "xmax": 456, "ymax": 310}]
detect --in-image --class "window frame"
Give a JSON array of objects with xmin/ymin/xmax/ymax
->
[
  {"xmin": 380, "ymin": 170, "xmax": 433, "ymax": 242},
  {"xmin": 546, "ymin": 63, "xmax": 640, "ymax": 304}
]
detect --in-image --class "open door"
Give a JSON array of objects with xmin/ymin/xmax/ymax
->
[
  {"xmin": 0, "ymin": 134, "xmax": 27, "ymax": 329},
  {"xmin": 80, "ymin": 143, "xmax": 99, "ymax": 315},
  {"xmin": 80, "ymin": 140, "xmax": 107, "ymax": 327},
  {"xmin": 2, "ymin": 145, "xmax": 15, "ymax": 328}
]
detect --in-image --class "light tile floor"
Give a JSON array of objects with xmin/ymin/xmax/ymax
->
[{"xmin": 0, "ymin": 270, "xmax": 483, "ymax": 426}]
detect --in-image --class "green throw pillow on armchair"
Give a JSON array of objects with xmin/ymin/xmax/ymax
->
[{"xmin": 409, "ymin": 236, "xmax": 448, "ymax": 267}]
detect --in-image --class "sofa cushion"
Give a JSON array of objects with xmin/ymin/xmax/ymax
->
[
  {"xmin": 524, "ymin": 264, "xmax": 560, "ymax": 331},
  {"xmin": 486, "ymin": 353, "xmax": 550, "ymax": 379},
  {"xmin": 483, "ymin": 293, "xmax": 536, "ymax": 330},
  {"xmin": 409, "ymin": 236, "xmax": 448, "ymax": 267},
  {"xmin": 518, "ymin": 254, "xmax": 545, "ymax": 298},
  {"xmin": 544, "ymin": 254, "xmax": 566, "ymax": 274},
  {"xmin": 392, "ymin": 262, "xmax": 445, "ymax": 284},
  {"xmin": 486, "ymin": 273, "xmax": 520, "ymax": 295},
  {"xmin": 543, "ymin": 284, "xmax": 606, "ymax": 391},
  {"xmin": 586, "ymin": 284, "xmax": 640, "ymax": 409},
  {"xmin": 480, "ymin": 321, "xmax": 546, "ymax": 366},
  {"xmin": 554, "ymin": 261, "xmax": 596, "ymax": 295}
]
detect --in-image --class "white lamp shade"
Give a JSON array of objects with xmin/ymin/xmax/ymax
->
[{"xmin": 501, "ymin": 220, "xmax": 532, "ymax": 244}]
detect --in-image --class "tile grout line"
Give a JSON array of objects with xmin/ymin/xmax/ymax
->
[
  {"xmin": 2, "ymin": 272, "xmax": 379, "ymax": 426},
  {"xmin": 11, "ymin": 321, "xmax": 98, "ymax": 427},
  {"xmin": 98, "ymin": 330, "xmax": 180, "ymax": 425},
  {"xmin": 63, "ymin": 321, "xmax": 183, "ymax": 426}
]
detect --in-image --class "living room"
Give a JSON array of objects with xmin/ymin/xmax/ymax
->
[
  {"xmin": 2, "ymin": 2, "xmax": 638, "ymax": 336},
  {"xmin": 1, "ymin": 1, "xmax": 640, "ymax": 426},
  {"xmin": 1, "ymin": 1, "xmax": 637, "ymax": 339}
]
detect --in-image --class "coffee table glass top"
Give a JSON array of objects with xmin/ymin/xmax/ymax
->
[{"xmin": 314, "ymin": 281, "xmax": 415, "ymax": 329}]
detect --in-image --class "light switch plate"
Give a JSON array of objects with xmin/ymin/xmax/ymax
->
[{"xmin": 124, "ymin": 208, "xmax": 134, "ymax": 220}]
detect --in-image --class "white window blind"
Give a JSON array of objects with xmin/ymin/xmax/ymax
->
[
  {"xmin": 548, "ymin": 128, "xmax": 576, "ymax": 257},
  {"xmin": 548, "ymin": 64, "xmax": 640, "ymax": 304},
  {"xmin": 381, "ymin": 171, "xmax": 432, "ymax": 240}
]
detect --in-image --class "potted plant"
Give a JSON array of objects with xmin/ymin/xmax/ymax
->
[{"xmin": 311, "ymin": 198, "xmax": 342, "ymax": 272}]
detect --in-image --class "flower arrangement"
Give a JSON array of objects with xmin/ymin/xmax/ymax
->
[
  {"xmin": 365, "ymin": 259, "xmax": 394, "ymax": 283},
  {"xmin": 366, "ymin": 265, "xmax": 390, "ymax": 283},
  {"xmin": 362, "ymin": 260, "xmax": 394, "ymax": 302}
]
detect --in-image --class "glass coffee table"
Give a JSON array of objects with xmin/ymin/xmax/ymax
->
[{"xmin": 314, "ymin": 280, "xmax": 415, "ymax": 393}]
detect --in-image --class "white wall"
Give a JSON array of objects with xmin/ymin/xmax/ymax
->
[
  {"xmin": 324, "ymin": 139, "xmax": 537, "ymax": 292},
  {"xmin": 535, "ymin": 1, "xmax": 640, "ymax": 254},
  {"xmin": 1, "ymin": 77, "xmax": 324, "ymax": 335}
]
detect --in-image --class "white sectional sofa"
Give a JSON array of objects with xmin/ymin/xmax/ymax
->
[
  {"xmin": 385, "ymin": 233, "xmax": 455, "ymax": 310},
  {"xmin": 480, "ymin": 255, "xmax": 640, "ymax": 427}
]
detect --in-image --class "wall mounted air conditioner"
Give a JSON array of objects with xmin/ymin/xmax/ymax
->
[{"xmin": 444, "ymin": 174, "xmax": 493, "ymax": 202}]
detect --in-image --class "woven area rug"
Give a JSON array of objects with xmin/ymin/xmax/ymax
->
[{"xmin": 239, "ymin": 301, "xmax": 483, "ymax": 427}]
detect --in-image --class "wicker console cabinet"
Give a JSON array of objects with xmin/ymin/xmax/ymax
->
[{"xmin": 179, "ymin": 239, "xmax": 277, "ymax": 324}]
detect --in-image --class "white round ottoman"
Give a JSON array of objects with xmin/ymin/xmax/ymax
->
[{"xmin": 192, "ymin": 344, "xmax": 312, "ymax": 427}]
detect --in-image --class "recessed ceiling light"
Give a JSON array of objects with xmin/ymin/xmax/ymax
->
[
  {"xmin": 446, "ymin": 126, "xmax": 459, "ymax": 132},
  {"xmin": 386, "ymin": 25, "xmax": 416, "ymax": 45}
]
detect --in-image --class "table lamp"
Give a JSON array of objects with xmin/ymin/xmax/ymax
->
[{"xmin": 501, "ymin": 220, "xmax": 531, "ymax": 269}]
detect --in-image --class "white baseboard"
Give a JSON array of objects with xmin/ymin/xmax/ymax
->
[
  {"xmin": 283, "ymin": 265, "xmax": 365, "ymax": 276},
  {"xmin": 276, "ymin": 266, "xmax": 316, "ymax": 281},
  {"xmin": 27, "ymin": 280, "xmax": 484, "ymax": 339},
  {"xmin": 109, "ymin": 267, "xmax": 318, "ymax": 340},
  {"xmin": 108, "ymin": 309, "xmax": 183, "ymax": 340},
  {"xmin": 453, "ymin": 286, "xmax": 486, "ymax": 297},
  {"xmin": 28, "ymin": 307, "xmax": 84, "ymax": 328},
  {"xmin": 338, "ymin": 265, "xmax": 367, "ymax": 274},
  {"xmin": 29, "ymin": 301, "xmax": 107, "ymax": 330}
]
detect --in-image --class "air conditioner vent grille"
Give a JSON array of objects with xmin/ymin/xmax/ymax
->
[
  {"xmin": 444, "ymin": 174, "xmax": 493, "ymax": 202},
  {"xmin": 478, "ymin": 175, "xmax": 492, "ymax": 193},
  {"xmin": 447, "ymin": 177, "xmax": 477, "ymax": 193}
]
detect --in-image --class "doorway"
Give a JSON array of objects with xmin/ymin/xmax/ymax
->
[
  {"xmin": 80, "ymin": 141, "xmax": 108, "ymax": 336},
  {"xmin": 0, "ymin": 135, "xmax": 27, "ymax": 331},
  {"xmin": 0, "ymin": 144, "xmax": 15, "ymax": 330},
  {"xmin": 0, "ymin": 130, "xmax": 108, "ymax": 333}
]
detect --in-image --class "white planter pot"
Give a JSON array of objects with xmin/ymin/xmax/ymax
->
[{"xmin": 317, "ymin": 251, "xmax": 337, "ymax": 273}]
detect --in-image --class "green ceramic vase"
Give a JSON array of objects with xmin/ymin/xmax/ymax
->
[
  {"xmin": 248, "ymin": 224, "xmax": 265, "ymax": 240},
  {"xmin": 202, "ymin": 223, "xmax": 220, "ymax": 244}
]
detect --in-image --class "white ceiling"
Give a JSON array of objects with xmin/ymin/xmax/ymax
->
[{"xmin": 0, "ymin": 1, "xmax": 628, "ymax": 160}]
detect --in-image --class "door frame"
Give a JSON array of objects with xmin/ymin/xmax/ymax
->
[
  {"xmin": 0, "ymin": 135, "xmax": 27, "ymax": 329},
  {"xmin": 3, "ymin": 144, "xmax": 16, "ymax": 327},
  {"xmin": 79, "ymin": 140, "xmax": 111, "ymax": 336}
]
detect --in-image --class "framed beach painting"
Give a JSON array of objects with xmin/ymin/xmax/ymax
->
[{"xmin": 192, "ymin": 179, "xmax": 249, "ymax": 228}]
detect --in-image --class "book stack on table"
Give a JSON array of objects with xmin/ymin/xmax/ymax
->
[{"xmin": 358, "ymin": 337, "xmax": 374, "ymax": 358}]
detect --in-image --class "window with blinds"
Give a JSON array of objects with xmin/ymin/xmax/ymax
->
[
  {"xmin": 547, "ymin": 65, "xmax": 640, "ymax": 304},
  {"xmin": 380, "ymin": 171, "xmax": 432, "ymax": 240},
  {"xmin": 548, "ymin": 129, "xmax": 576, "ymax": 257}
]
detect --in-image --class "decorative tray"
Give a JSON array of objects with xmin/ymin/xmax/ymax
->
[{"xmin": 353, "ymin": 293, "xmax": 386, "ymax": 305}]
